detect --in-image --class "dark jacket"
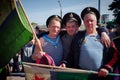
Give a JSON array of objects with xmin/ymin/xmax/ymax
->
[{"xmin": 66, "ymin": 30, "xmax": 118, "ymax": 72}]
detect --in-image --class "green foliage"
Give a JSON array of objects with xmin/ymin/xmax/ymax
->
[
  {"xmin": 31, "ymin": 22, "xmax": 38, "ymax": 27},
  {"xmin": 108, "ymin": 0, "xmax": 120, "ymax": 17}
]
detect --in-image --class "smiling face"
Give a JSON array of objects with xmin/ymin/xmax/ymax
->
[
  {"xmin": 48, "ymin": 19, "xmax": 61, "ymax": 37},
  {"xmin": 83, "ymin": 13, "xmax": 97, "ymax": 33},
  {"xmin": 65, "ymin": 21, "xmax": 79, "ymax": 36}
]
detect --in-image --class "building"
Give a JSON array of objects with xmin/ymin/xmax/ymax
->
[{"xmin": 101, "ymin": 14, "xmax": 109, "ymax": 24}]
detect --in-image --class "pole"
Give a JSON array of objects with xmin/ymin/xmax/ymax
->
[
  {"xmin": 58, "ymin": 0, "xmax": 62, "ymax": 18},
  {"xmin": 98, "ymin": 0, "xmax": 101, "ymax": 23},
  {"xmin": 18, "ymin": 0, "xmax": 43, "ymax": 52}
]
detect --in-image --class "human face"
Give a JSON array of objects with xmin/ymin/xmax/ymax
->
[
  {"xmin": 48, "ymin": 19, "xmax": 61, "ymax": 37},
  {"xmin": 65, "ymin": 21, "xmax": 79, "ymax": 36},
  {"xmin": 83, "ymin": 13, "xmax": 97, "ymax": 33},
  {"xmin": 108, "ymin": 29, "xmax": 114, "ymax": 33}
]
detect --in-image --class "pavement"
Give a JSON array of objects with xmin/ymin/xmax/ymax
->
[
  {"xmin": 7, "ymin": 73, "xmax": 25, "ymax": 80},
  {"xmin": 7, "ymin": 76, "xmax": 25, "ymax": 80}
]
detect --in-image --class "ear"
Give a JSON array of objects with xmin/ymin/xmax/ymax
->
[{"xmin": 47, "ymin": 24, "xmax": 50, "ymax": 28}]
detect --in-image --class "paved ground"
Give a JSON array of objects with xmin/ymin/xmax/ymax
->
[
  {"xmin": 7, "ymin": 76, "xmax": 25, "ymax": 80},
  {"xmin": 7, "ymin": 73, "xmax": 25, "ymax": 80}
]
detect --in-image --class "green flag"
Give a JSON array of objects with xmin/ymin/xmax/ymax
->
[
  {"xmin": 56, "ymin": 72, "xmax": 89, "ymax": 80},
  {"xmin": 23, "ymin": 62, "xmax": 120, "ymax": 80},
  {"xmin": 23, "ymin": 63, "xmax": 89, "ymax": 80},
  {"xmin": 0, "ymin": 0, "xmax": 33, "ymax": 69}
]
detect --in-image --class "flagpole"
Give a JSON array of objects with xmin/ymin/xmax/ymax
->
[
  {"xmin": 58, "ymin": 0, "xmax": 62, "ymax": 18},
  {"xmin": 22, "ymin": 62, "xmax": 120, "ymax": 76},
  {"xmin": 98, "ymin": 0, "xmax": 101, "ymax": 23},
  {"xmin": 22, "ymin": 62, "xmax": 97, "ymax": 74},
  {"xmin": 17, "ymin": 0, "xmax": 55, "ymax": 65},
  {"xmin": 17, "ymin": 0, "xmax": 43, "ymax": 52}
]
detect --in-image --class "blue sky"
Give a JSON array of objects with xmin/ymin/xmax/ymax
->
[{"xmin": 21, "ymin": 0, "xmax": 114, "ymax": 25}]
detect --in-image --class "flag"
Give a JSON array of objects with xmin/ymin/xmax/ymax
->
[
  {"xmin": 23, "ymin": 62, "xmax": 90, "ymax": 80},
  {"xmin": 0, "ymin": 0, "xmax": 33, "ymax": 69},
  {"xmin": 23, "ymin": 62, "xmax": 120, "ymax": 80}
]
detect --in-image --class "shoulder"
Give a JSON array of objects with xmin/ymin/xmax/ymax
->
[
  {"xmin": 75, "ymin": 30, "xmax": 86, "ymax": 37},
  {"xmin": 72, "ymin": 30, "xmax": 86, "ymax": 42},
  {"xmin": 37, "ymin": 29, "xmax": 49, "ymax": 38},
  {"xmin": 59, "ymin": 30, "xmax": 67, "ymax": 38}
]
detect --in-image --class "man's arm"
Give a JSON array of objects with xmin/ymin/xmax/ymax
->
[{"xmin": 97, "ymin": 27, "xmax": 111, "ymax": 47}]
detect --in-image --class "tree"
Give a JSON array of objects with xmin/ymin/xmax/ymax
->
[
  {"xmin": 31, "ymin": 22, "xmax": 38, "ymax": 27},
  {"xmin": 108, "ymin": 0, "xmax": 120, "ymax": 17}
]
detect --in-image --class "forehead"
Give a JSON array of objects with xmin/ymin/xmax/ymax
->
[
  {"xmin": 49, "ymin": 19, "xmax": 60, "ymax": 24},
  {"xmin": 48, "ymin": 20, "xmax": 61, "ymax": 28},
  {"xmin": 65, "ymin": 22, "xmax": 78, "ymax": 29},
  {"xmin": 84, "ymin": 13, "xmax": 97, "ymax": 20},
  {"xmin": 66, "ymin": 20, "xmax": 77, "ymax": 23},
  {"xmin": 66, "ymin": 21, "xmax": 77, "ymax": 26}
]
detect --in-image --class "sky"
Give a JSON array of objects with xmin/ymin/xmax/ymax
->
[{"xmin": 21, "ymin": 0, "xmax": 114, "ymax": 25}]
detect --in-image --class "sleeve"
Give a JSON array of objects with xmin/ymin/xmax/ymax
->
[
  {"xmin": 64, "ymin": 31, "xmax": 86, "ymax": 68},
  {"xmin": 96, "ymin": 27, "xmax": 109, "ymax": 36},
  {"xmin": 103, "ymin": 42, "xmax": 118, "ymax": 72},
  {"xmin": 64, "ymin": 36, "xmax": 76, "ymax": 68},
  {"xmin": 37, "ymin": 29, "xmax": 48, "ymax": 38},
  {"xmin": 21, "ymin": 45, "xmax": 36, "ymax": 63}
]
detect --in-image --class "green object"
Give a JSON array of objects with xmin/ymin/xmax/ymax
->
[
  {"xmin": 0, "ymin": 0, "xmax": 33, "ymax": 69},
  {"xmin": 56, "ymin": 72, "xmax": 89, "ymax": 80},
  {"xmin": 0, "ymin": 68, "xmax": 3, "ymax": 73}
]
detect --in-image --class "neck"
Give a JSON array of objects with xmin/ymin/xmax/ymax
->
[
  {"xmin": 86, "ymin": 29, "xmax": 97, "ymax": 36},
  {"xmin": 48, "ymin": 34, "xmax": 57, "ymax": 38}
]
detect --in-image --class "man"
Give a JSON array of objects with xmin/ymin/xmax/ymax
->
[
  {"xmin": 110, "ymin": 12, "xmax": 120, "ymax": 79},
  {"xmin": 61, "ymin": 12, "xmax": 110, "ymax": 60},
  {"xmin": 106, "ymin": 23, "xmax": 115, "ymax": 33},
  {"xmin": 32, "ymin": 15, "xmax": 63, "ymax": 66},
  {"xmin": 65, "ymin": 7, "xmax": 118, "ymax": 80},
  {"xmin": 61, "ymin": 12, "xmax": 81, "ymax": 59}
]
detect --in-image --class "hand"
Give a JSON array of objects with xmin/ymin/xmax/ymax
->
[
  {"xmin": 29, "ymin": 39, "xmax": 35, "ymax": 45},
  {"xmin": 98, "ymin": 68, "xmax": 109, "ymax": 77},
  {"xmin": 36, "ymin": 51, "xmax": 45, "ymax": 58},
  {"xmin": 32, "ymin": 51, "xmax": 45, "ymax": 60},
  {"xmin": 101, "ymin": 32, "xmax": 111, "ymax": 48},
  {"xmin": 59, "ymin": 63, "xmax": 66, "ymax": 68}
]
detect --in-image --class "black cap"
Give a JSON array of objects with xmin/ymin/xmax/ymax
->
[
  {"xmin": 46, "ymin": 15, "xmax": 62, "ymax": 27},
  {"xmin": 106, "ymin": 24, "xmax": 114, "ymax": 29},
  {"xmin": 62, "ymin": 12, "xmax": 81, "ymax": 27},
  {"xmin": 81, "ymin": 7, "xmax": 100, "ymax": 21},
  {"xmin": 115, "ymin": 12, "xmax": 120, "ymax": 25}
]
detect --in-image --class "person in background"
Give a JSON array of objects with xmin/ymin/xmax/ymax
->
[
  {"xmin": 12, "ymin": 53, "xmax": 20, "ymax": 73},
  {"xmin": 35, "ymin": 26, "xmax": 40, "ymax": 38},
  {"xmin": 32, "ymin": 15, "xmax": 63, "ymax": 66},
  {"xmin": 112, "ymin": 12, "xmax": 120, "ymax": 53},
  {"xmin": 20, "ymin": 38, "xmax": 36, "ymax": 72},
  {"xmin": 65, "ymin": 7, "xmax": 118, "ymax": 80},
  {"xmin": 21, "ymin": 38, "xmax": 36, "ymax": 63},
  {"xmin": 106, "ymin": 23, "xmax": 115, "ymax": 33},
  {"xmin": 109, "ymin": 12, "xmax": 120, "ymax": 80}
]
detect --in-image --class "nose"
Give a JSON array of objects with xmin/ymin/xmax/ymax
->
[
  {"xmin": 54, "ymin": 27, "xmax": 60, "ymax": 32},
  {"xmin": 88, "ymin": 21, "xmax": 92, "ymax": 25}
]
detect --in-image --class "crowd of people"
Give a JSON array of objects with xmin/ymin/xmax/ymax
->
[{"xmin": 7, "ymin": 7, "xmax": 120, "ymax": 80}]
